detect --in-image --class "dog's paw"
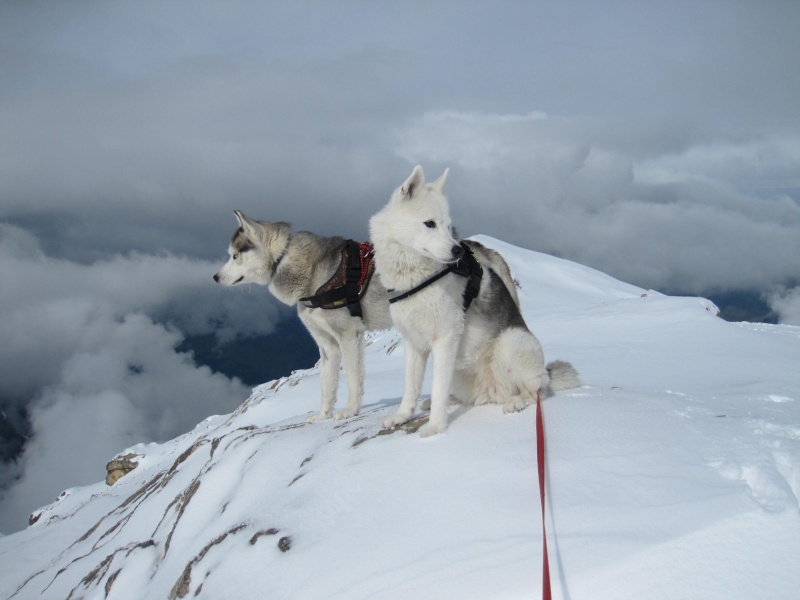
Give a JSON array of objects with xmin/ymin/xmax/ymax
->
[
  {"xmin": 306, "ymin": 411, "xmax": 331, "ymax": 423},
  {"xmin": 333, "ymin": 408, "xmax": 358, "ymax": 420},
  {"xmin": 502, "ymin": 397, "xmax": 531, "ymax": 413},
  {"xmin": 419, "ymin": 422, "xmax": 446, "ymax": 438},
  {"xmin": 381, "ymin": 412, "xmax": 413, "ymax": 430}
]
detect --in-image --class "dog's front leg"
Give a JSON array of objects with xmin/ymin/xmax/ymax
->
[
  {"xmin": 382, "ymin": 342, "xmax": 428, "ymax": 429},
  {"xmin": 335, "ymin": 328, "xmax": 365, "ymax": 420},
  {"xmin": 420, "ymin": 333, "xmax": 460, "ymax": 437},
  {"xmin": 308, "ymin": 333, "xmax": 341, "ymax": 422}
]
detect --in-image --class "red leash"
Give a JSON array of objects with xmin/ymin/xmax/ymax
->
[{"xmin": 536, "ymin": 391, "xmax": 552, "ymax": 600}]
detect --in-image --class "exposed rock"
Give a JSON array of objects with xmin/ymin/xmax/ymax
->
[
  {"xmin": 249, "ymin": 528, "xmax": 280, "ymax": 545},
  {"xmin": 278, "ymin": 536, "xmax": 292, "ymax": 552},
  {"xmin": 169, "ymin": 525, "xmax": 246, "ymax": 600},
  {"xmin": 105, "ymin": 453, "xmax": 141, "ymax": 485}
]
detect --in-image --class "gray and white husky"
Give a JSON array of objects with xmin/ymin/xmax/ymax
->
[
  {"xmin": 214, "ymin": 211, "xmax": 392, "ymax": 421},
  {"xmin": 370, "ymin": 166, "xmax": 580, "ymax": 437}
]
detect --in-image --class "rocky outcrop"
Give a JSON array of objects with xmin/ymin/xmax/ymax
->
[{"xmin": 105, "ymin": 454, "xmax": 140, "ymax": 485}]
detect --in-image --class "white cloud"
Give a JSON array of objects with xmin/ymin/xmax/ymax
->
[
  {"xmin": 395, "ymin": 111, "xmax": 550, "ymax": 170},
  {"xmin": 635, "ymin": 137, "xmax": 800, "ymax": 202},
  {"xmin": 0, "ymin": 224, "xmax": 289, "ymax": 532},
  {"xmin": 0, "ymin": 224, "xmax": 283, "ymax": 397},
  {"xmin": 768, "ymin": 287, "xmax": 800, "ymax": 326},
  {"xmin": 0, "ymin": 310, "xmax": 249, "ymax": 532},
  {"xmin": 393, "ymin": 110, "xmax": 800, "ymax": 294}
]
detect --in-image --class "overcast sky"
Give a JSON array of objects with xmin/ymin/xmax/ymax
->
[{"xmin": 1, "ymin": 0, "xmax": 799, "ymax": 532}]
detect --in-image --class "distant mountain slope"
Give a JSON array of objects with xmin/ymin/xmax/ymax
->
[{"xmin": 177, "ymin": 316, "xmax": 319, "ymax": 387}]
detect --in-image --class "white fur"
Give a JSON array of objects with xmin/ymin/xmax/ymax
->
[
  {"xmin": 214, "ymin": 211, "xmax": 392, "ymax": 421},
  {"xmin": 370, "ymin": 166, "xmax": 579, "ymax": 436}
]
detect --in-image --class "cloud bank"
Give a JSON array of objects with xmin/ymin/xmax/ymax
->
[
  {"xmin": 1, "ymin": 2, "xmax": 797, "ymax": 303},
  {"xmin": 0, "ymin": 224, "xmax": 288, "ymax": 532},
  {"xmin": 395, "ymin": 111, "xmax": 800, "ymax": 297}
]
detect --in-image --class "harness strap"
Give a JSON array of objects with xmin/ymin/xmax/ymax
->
[
  {"xmin": 389, "ymin": 242, "xmax": 483, "ymax": 312},
  {"xmin": 388, "ymin": 267, "xmax": 452, "ymax": 305},
  {"xmin": 300, "ymin": 286, "xmax": 348, "ymax": 310},
  {"xmin": 459, "ymin": 245, "xmax": 483, "ymax": 311},
  {"xmin": 299, "ymin": 240, "xmax": 374, "ymax": 319},
  {"xmin": 345, "ymin": 240, "xmax": 368, "ymax": 318}
]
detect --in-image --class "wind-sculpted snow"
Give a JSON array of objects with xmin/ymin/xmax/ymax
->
[
  {"xmin": 1, "ymin": 359, "xmax": 440, "ymax": 600},
  {"xmin": 1, "ymin": 237, "xmax": 799, "ymax": 600}
]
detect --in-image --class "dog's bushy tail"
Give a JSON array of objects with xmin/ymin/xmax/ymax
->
[{"xmin": 546, "ymin": 360, "xmax": 581, "ymax": 392}]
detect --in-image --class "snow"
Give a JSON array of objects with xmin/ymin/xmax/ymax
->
[{"xmin": 1, "ymin": 235, "xmax": 799, "ymax": 600}]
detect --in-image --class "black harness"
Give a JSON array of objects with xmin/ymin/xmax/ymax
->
[
  {"xmin": 389, "ymin": 242, "xmax": 483, "ymax": 311},
  {"xmin": 299, "ymin": 240, "xmax": 375, "ymax": 319}
]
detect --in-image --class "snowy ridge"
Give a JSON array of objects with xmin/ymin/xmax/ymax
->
[{"xmin": 1, "ymin": 237, "xmax": 799, "ymax": 600}]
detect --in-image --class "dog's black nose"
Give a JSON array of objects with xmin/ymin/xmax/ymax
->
[
  {"xmin": 451, "ymin": 244, "xmax": 464, "ymax": 259},
  {"xmin": 213, "ymin": 274, "xmax": 220, "ymax": 282}
]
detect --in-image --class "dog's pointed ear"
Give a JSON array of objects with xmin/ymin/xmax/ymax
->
[
  {"xmin": 400, "ymin": 165, "xmax": 425, "ymax": 199},
  {"xmin": 431, "ymin": 167, "xmax": 449, "ymax": 193},
  {"xmin": 234, "ymin": 210, "xmax": 261, "ymax": 238}
]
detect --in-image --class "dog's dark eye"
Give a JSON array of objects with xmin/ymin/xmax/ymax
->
[
  {"xmin": 232, "ymin": 253, "xmax": 239, "ymax": 260},
  {"xmin": 424, "ymin": 220, "xmax": 436, "ymax": 229}
]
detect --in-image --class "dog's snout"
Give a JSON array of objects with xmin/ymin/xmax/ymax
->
[
  {"xmin": 451, "ymin": 244, "xmax": 464, "ymax": 259},
  {"xmin": 213, "ymin": 273, "xmax": 220, "ymax": 283}
]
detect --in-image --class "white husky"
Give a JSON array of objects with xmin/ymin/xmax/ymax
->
[
  {"xmin": 369, "ymin": 166, "xmax": 580, "ymax": 437},
  {"xmin": 214, "ymin": 211, "xmax": 392, "ymax": 421}
]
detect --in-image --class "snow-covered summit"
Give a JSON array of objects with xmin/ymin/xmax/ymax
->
[{"xmin": 1, "ymin": 237, "xmax": 798, "ymax": 600}]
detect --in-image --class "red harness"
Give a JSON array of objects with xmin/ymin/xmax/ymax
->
[{"xmin": 299, "ymin": 240, "xmax": 375, "ymax": 318}]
